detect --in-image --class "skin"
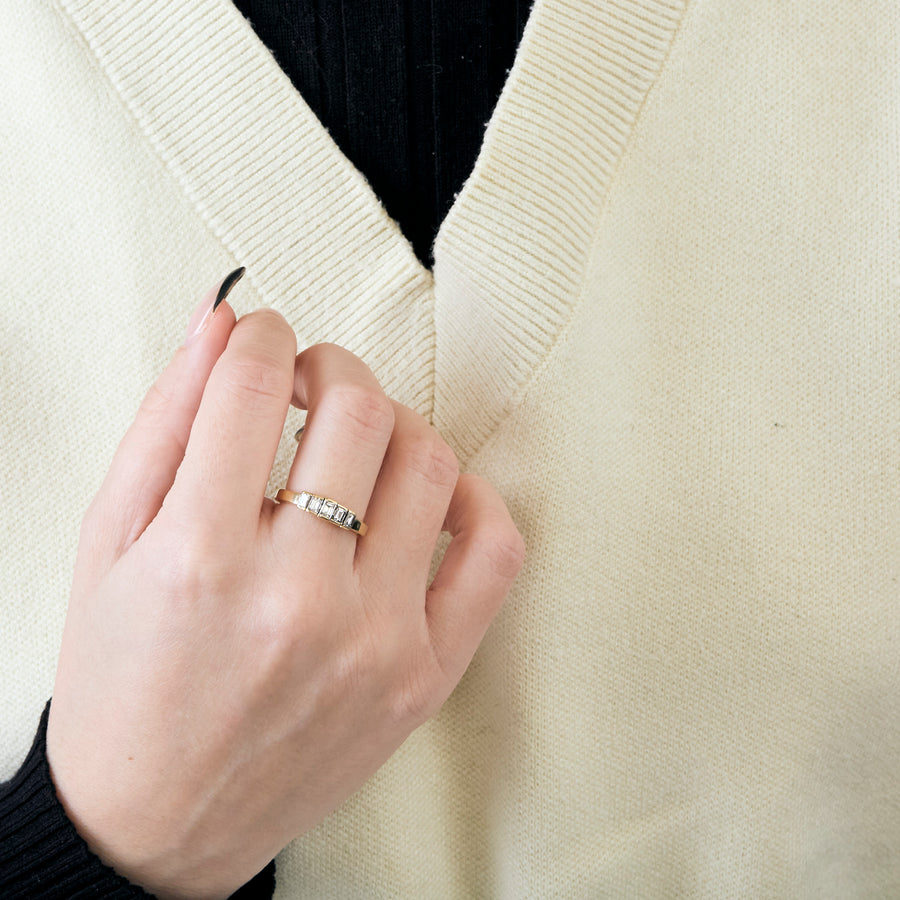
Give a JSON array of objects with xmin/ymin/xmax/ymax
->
[{"xmin": 45, "ymin": 279, "xmax": 525, "ymax": 899}]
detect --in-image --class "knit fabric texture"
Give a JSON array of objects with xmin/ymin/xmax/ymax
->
[{"xmin": 2, "ymin": 0, "xmax": 900, "ymax": 896}]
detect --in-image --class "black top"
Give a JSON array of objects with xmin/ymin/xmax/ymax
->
[{"xmin": 232, "ymin": 0, "xmax": 532, "ymax": 268}]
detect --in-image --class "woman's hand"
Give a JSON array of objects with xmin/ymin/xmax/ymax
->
[{"xmin": 45, "ymin": 270, "xmax": 525, "ymax": 899}]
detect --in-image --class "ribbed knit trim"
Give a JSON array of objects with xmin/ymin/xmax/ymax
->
[
  {"xmin": 0, "ymin": 702, "xmax": 277, "ymax": 899},
  {"xmin": 53, "ymin": 0, "xmax": 435, "ymax": 419},
  {"xmin": 432, "ymin": 0, "xmax": 688, "ymax": 457},
  {"xmin": 51, "ymin": 0, "xmax": 687, "ymax": 463}
]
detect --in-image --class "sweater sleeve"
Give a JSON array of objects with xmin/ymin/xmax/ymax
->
[{"xmin": 0, "ymin": 701, "xmax": 276, "ymax": 899}]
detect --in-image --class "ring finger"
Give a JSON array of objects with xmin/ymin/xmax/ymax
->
[{"xmin": 273, "ymin": 342, "xmax": 395, "ymax": 564}]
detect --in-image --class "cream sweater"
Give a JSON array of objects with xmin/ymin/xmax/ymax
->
[{"xmin": 2, "ymin": 0, "xmax": 899, "ymax": 896}]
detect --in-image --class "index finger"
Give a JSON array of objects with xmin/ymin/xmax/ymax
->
[{"xmin": 164, "ymin": 308, "xmax": 297, "ymax": 546}]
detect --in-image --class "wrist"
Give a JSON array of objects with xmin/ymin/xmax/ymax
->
[{"xmin": 1, "ymin": 700, "xmax": 155, "ymax": 899}]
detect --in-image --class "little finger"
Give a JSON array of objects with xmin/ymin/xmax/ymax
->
[{"xmin": 424, "ymin": 473, "xmax": 525, "ymax": 689}]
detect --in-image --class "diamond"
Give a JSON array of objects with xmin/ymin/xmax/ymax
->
[
  {"xmin": 332, "ymin": 506, "xmax": 347, "ymax": 524},
  {"xmin": 308, "ymin": 495, "xmax": 323, "ymax": 514},
  {"xmin": 321, "ymin": 499, "xmax": 336, "ymax": 518},
  {"xmin": 297, "ymin": 492, "xmax": 311, "ymax": 510}
]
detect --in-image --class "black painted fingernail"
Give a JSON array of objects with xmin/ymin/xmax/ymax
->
[{"xmin": 214, "ymin": 266, "xmax": 246, "ymax": 311}]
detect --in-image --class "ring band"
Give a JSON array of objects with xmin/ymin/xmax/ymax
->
[{"xmin": 275, "ymin": 489, "xmax": 368, "ymax": 536}]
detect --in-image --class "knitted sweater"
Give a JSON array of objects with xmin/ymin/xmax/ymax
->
[
  {"xmin": 0, "ymin": 2, "xmax": 522, "ymax": 893},
  {"xmin": 2, "ymin": 1, "xmax": 899, "ymax": 897}
]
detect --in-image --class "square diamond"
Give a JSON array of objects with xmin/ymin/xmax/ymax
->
[
  {"xmin": 332, "ymin": 506, "xmax": 347, "ymax": 524},
  {"xmin": 308, "ymin": 495, "xmax": 323, "ymax": 514},
  {"xmin": 321, "ymin": 499, "xmax": 336, "ymax": 518},
  {"xmin": 344, "ymin": 514, "xmax": 356, "ymax": 530},
  {"xmin": 297, "ymin": 492, "xmax": 311, "ymax": 510}
]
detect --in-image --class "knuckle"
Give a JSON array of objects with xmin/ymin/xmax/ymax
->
[
  {"xmin": 282, "ymin": 576, "xmax": 342, "ymax": 643},
  {"xmin": 324, "ymin": 384, "xmax": 395, "ymax": 444},
  {"xmin": 401, "ymin": 434, "xmax": 459, "ymax": 491},
  {"xmin": 261, "ymin": 588, "xmax": 337, "ymax": 665},
  {"xmin": 243, "ymin": 307, "xmax": 295, "ymax": 343},
  {"xmin": 156, "ymin": 528, "xmax": 232, "ymax": 597},
  {"xmin": 139, "ymin": 376, "xmax": 178, "ymax": 421},
  {"xmin": 301, "ymin": 341, "xmax": 355, "ymax": 368},
  {"xmin": 474, "ymin": 527, "xmax": 526, "ymax": 581},
  {"xmin": 390, "ymin": 662, "xmax": 443, "ymax": 726},
  {"xmin": 220, "ymin": 352, "xmax": 292, "ymax": 412}
]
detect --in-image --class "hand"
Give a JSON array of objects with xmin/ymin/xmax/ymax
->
[{"xmin": 45, "ymin": 271, "xmax": 525, "ymax": 899}]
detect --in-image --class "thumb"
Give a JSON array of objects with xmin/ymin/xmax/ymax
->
[{"xmin": 81, "ymin": 268, "xmax": 243, "ymax": 570}]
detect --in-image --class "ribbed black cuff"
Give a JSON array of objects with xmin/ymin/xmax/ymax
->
[{"xmin": 0, "ymin": 701, "xmax": 276, "ymax": 899}]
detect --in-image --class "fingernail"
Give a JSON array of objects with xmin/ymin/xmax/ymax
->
[{"xmin": 185, "ymin": 266, "xmax": 245, "ymax": 345}]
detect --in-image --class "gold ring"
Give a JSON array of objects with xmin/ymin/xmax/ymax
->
[{"xmin": 275, "ymin": 489, "xmax": 368, "ymax": 536}]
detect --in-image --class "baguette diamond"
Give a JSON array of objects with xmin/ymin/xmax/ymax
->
[{"xmin": 274, "ymin": 489, "xmax": 367, "ymax": 537}]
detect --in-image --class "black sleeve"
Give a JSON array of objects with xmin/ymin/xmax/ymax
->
[{"xmin": 0, "ymin": 701, "xmax": 276, "ymax": 899}]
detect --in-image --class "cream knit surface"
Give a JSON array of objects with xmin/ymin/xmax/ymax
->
[{"xmin": 2, "ymin": 0, "xmax": 899, "ymax": 897}]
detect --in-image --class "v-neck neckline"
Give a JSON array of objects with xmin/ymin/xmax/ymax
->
[
  {"xmin": 56, "ymin": 0, "xmax": 687, "ymax": 463},
  {"xmin": 230, "ymin": 0, "xmax": 535, "ymax": 273}
]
